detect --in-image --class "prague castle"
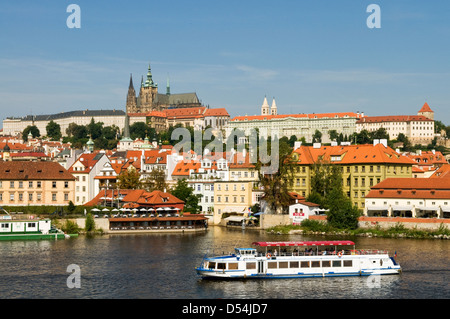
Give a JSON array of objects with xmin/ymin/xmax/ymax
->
[{"xmin": 126, "ymin": 63, "xmax": 202, "ymax": 114}]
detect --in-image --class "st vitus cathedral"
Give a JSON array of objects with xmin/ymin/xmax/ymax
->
[{"xmin": 126, "ymin": 63, "xmax": 202, "ymax": 114}]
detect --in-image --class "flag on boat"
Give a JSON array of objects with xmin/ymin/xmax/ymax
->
[{"xmin": 394, "ymin": 251, "xmax": 397, "ymax": 257}]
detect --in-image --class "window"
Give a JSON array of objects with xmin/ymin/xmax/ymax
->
[
  {"xmin": 64, "ymin": 181, "xmax": 69, "ymax": 188},
  {"xmin": 268, "ymin": 262, "xmax": 277, "ymax": 269},
  {"xmin": 279, "ymin": 262, "xmax": 289, "ymax": 269},
  {"xmin": 64, "ymin": 193, "xmax": 69, "ymax": 201},
  {"xmin": 332, "ymin": 260, "xmax": 342, "ymax": 267},
  {"xmin": 228, "ymin": 263, "xmax": 239, "ymax": 270},
  {"xmin": 290, "ymin": 261, "xmax": 299, "ymax": 268},
  {"xmin": 29, "ymin": 181, "xmax": 33, "ymax": 188},
  {"xmin": 311, "ymin": 261, "xmax": 320, "ymax": 268},
  {"xmin": 52, "ymin": 194, "xmax": 57, "ymax": 201},
  {"xmin": 343, "ymin": 260, "xmax": 353, "ymax": 267},
  {"xmin": 37, "ymin": 182, "xmax": 41, "ymax": 188},
  {"xmin": 322, "ymin": 261, "xmax": 331, "ymax": 267},
  {"xmin": 246, "ymin": 262, "xmax": 256, "ymax": 270},
  {"xmin": 18, "ymin": 181, "xmax": 23, "ymax": 189},
  {"xmin": 52, "ymin": 181, "xmax": 57, "ymax": 188},
  {"xmin": 29, "ymin": 193, "xmax": 33, "ymax": 201},
  {"xmin": 10, "ymin": 181, "xmax": 14, "ymax": 188}
]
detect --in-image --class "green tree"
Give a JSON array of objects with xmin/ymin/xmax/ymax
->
[
  {"xmin": 85, "ymin": 213, "xmax": 96, "ymax": 232},
  {"xmin": 46, "ymin": 120, "xmax": 62, "ymax": 141},
  {"xmin": 257, "ymin": 138, "xmax": 295, "ymax": 214},
  {"xmin": 326, "ymin": 188, "xmax": 361, "ymax": 230},
  {"xmin": 117, "ymin": 168, "xmax": 142, "ymax": 189},
  {"xmin": 143, "ymin": 169, "xmax": 168, "ymax": 192},
  {"xmin": 22, "ymin": 125, "xmax": 40, "ymax": 141},
  {"xmin": 312, "ymin": 130, "xmax": 322, "ymax": 143},
  {"xmin": 87, "ymin": 118, "xmax": 104, "ymax": 140},
  {"xmin": 170, "ymin": 179, "xmax": 202, "ymax": 214}
]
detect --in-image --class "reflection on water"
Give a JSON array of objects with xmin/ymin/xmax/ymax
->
[{"xmin": 0, "ymin": 226, "xmax": 449, "ymax": 299}]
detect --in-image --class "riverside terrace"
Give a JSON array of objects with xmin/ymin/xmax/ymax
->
[
  {"xmin": 85, "ymin": 189, "xmax": 208, "ymax": 232},
  {"xmin": 108, "ymin": 213, "xmax": 208, "ymax": 233}
]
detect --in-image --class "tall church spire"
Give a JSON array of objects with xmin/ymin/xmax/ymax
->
[
  {"xmin": 166, "ymin": 74, "xmax": 171, "ymax": 96},
  {"xmin": 144, "ymin": 63, "xmax": 157, "ymax": 88},
  {"xmin": 126, "ymin": 73, "xmax": 137, "ymax": 113}
]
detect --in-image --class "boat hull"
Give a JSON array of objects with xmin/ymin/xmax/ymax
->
[
  {"xmin": 196, "ymin": 255, "xmax": 401, "ymax": 279},
  {"xmin": 0, "ymin": 233, "xmax": 67, "ymax": 241}
]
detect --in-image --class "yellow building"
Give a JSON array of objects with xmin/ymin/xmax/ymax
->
[
  {"xmin": 213, "ymin": 181, "xmax": 254, "ymax": 225},
  {"xmin": 289, "ymin": 141, "xmax": 415, "ymax": 210},
  {"xmin": 0, "ymin": 161, "xmax": 75, "ymax": 206}
]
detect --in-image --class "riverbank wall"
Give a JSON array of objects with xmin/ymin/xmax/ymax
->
[{"xmin": 259, "ymin": 214, "xmax": 450, "ymax": 231}]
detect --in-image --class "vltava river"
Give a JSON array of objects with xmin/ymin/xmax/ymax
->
[{"xmin": 0, "ymin": 226, "xmax": 449, "ymax": 299}]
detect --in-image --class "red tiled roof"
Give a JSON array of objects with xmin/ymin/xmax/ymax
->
[
  {"xmin": 232, "ymin": 112, "xmax": 358, "ymax": 122},
  {"xmin": 291, "ymin": 143, "xmax": 416, "ymax": 165},
  {"xmin": 367, "ymin": 177, "xmax": 450, "ymax": 199},
  {"xmin": 0, "ymin": 161, "xmax": 75, "ymax": 180},
  {"xmin": 68, "ymin": 153, "xmax": 104, "ymax": 174},
  {"xmin": 356, "ymin": 115, "xmax": 432, "ymax": 124},
  {"xmin": 204, "ymin": 108, "xmax": 229, "ymax": 117},
  {"xmin": 418, "ymin": 102, "xmax": 433, "ymax": 113}
]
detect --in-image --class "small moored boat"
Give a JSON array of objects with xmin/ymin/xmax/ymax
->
[{"xmin": 195, "ymin": 240, "xmax": 401, "ymax": 279}]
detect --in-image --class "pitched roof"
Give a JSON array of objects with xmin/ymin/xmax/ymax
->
[
  {"xmin": 367, "ymin": 177, "xmax": 450, "ymax": 199},
  {"xmin": 232, "ymin": 112, "xmax": 358, "ymax": 122},
  {"xmin": 418, "ymin": 102, "xmax": 433, "ymax": 113},
  {"xmin": 291, "ymin": 143, "xmax": 416, "ymax": 165},
  {"xmin": 356, "ymin": 115, "xmax": 432, "ymax": 124},
  {"xmin": 0, "ymin": 161, "xmax": 75, "ymax": 180},
  {"xmin": 68, "ymin": 153, "xmax": 105, "ymax": 174}
]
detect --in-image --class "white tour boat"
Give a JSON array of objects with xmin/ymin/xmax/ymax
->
[{"xmin": 195, "ymin": 240, "xmax": 401, "ymax": 279}]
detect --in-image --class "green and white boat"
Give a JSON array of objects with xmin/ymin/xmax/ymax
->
[{"xmin": 0, "ymin": 214, "xmax": 68, "ymax": 241}]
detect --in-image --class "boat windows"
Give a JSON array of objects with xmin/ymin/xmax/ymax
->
[
  {"xmin": 322, "ymin": 261, "xmax": 331, "ymax": 267},
  {"xmin": 343, "ymin": 260, "xmax": 353, "ymax": 267},
  {"xmin": 279, "ymin": 262, "xmax": 289, "ymax": 269},
  {"xmin": 246, "ymin": 262, "xmax": 256, "ymax": 270},
  {"xmin": 300, "ymin": 261, "xmax": 310, "ymax": 268},
  {"xmin": 208, "ymin": 262, "xmax": 216, "ymax": 269},
  {"xmin": 268, "ymin": 262, "xmax": 277, "ymax": 269},
  {"xmin": 217, "ymin": 263, "xmax": 226, "ymax": 270},
  {"xmin": 1, "ymin": 223, "xmax": 9, "ymax": 229},
  {"xmin": 290, "ymin": 261, "xmax": 299, "ymax": 268},
  {"xmin": 311, "ymin": 261, "xmax": 320, "ymax": 268},
  {"xmin": 332, "ymin": 260, "xmax": 342, "ymax": 267},
  {"xmin": 228, "ymin": 263, "xmax": 239, "ymax": 270}
]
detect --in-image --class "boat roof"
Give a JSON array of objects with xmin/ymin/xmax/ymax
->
[{"xmin": 252, "ymin": 241, "xmax": 355, "ymax": 247}]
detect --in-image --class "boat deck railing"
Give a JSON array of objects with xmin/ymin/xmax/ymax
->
[{"xmin": 239, "ymin": 249, "xmax": 389, "ymax": 258}]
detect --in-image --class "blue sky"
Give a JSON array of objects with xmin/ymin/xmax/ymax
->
[{"xmin": 1, "ymin": 0, "xmax": 450, "ymax": 127}]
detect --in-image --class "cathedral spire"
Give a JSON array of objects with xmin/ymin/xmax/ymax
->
[
  {"xmin": 144, "ymin": 62, "xmax": 157, "ymax": 88},
  {"xmin": 166, "ymin": 74, "xmax": 171, "ymax": 96},
  {"xmin": 129, "ymin": 73, "xmax": 134, "ymax": 89}
]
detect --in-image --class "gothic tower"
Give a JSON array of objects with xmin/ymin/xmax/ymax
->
[
  {"xmin": 138, "ymin": 63, "xmax": 158, "ymax": 112},
  {"xmin": 126, "ymin": 74, "xmax": 137, "ymax": 113}
]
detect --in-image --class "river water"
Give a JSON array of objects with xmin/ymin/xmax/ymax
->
[{"xmin": 0, "ymin": 226, "xmax": 449, "ymax": 300}]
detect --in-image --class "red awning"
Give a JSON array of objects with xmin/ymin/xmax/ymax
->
[{"xmin": 252, "ymin": 241, "xmax": 355, "ymax": 247}]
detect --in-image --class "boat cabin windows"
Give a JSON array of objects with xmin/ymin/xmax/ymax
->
[
  {"xmin": 343, "ymin": 260, "xmax": 353, "ymax": 267},
  {"xmin": 236, "ymin": 248, "xmax": 257, "ymax": 256},
  {"xmin": 332, "ymin": 260, "xmax": 342, "ymax": 267},
  {"xmin": 246, "ymin": 262, "xmax": 256, "ymax": 270},
  {"xmin": 301, "ymin": 261, "xmax": 310, "ymax": 268},
  {"xmin": 228, "ymin": 263, "xmax": 239, "ymax": 270}
]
